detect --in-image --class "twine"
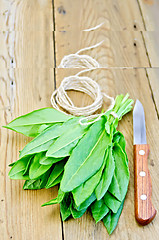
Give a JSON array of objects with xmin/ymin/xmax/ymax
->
[
  {"xmin": 58, "ymin": 21, "xmax": 105, "ymax": 68},
  {"xmin": 83, "ymin": 22, "xmax": 105, "ymax": 32},
  {"xmin": 58, "ymin": 41, "xmax": 104, "ymax": 68},
  {"xmin": 51, "ymin": 70, "xmax": 115, "ymax": 125},
  {"xmin": 52, "ymin": 23, "xmax": 116, "ymax": 125}
]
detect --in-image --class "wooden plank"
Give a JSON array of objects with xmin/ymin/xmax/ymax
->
[
  {"xmin": 0, "ymin": 30, "xmax": 54, "ymax": 68},
  {"xmin": 0, "ymin": 0, "xmax": 54, "ymax": 68},
  {"xmin": 54, "ymin": 0, "xmax": 145, "ymax": 31},
  {"xmin": 142, "ymin": 32, "xmax": 159, "ymax": 67},
  {"xmin": 137, "ymin": 0, "xmax": 159, "ymax": 31},
  {"xmin": 55, "ymin": 30, "xmax": 150, "ymax": 67},
  {"xmin": 146, "ymin": 68, "xmax": 159, "ymax": 114},
  {"xmin": 137, "ymin": 2, "xmax": 159, "ymax": 67},
  {"xmin": 0, "ymin": 1, "xmax": 62, "ymax": 239},
  {"xmin": 0, "ymin": 69, "xmax": 63, "ymax": 240},
  {"xmin": 55, "ymin": 68, "xmax": 159, "ymax": 239},
  {"xmin": 0, "ymin": 0, "xmax": 53, "ymax": 31},
  {"xmin": 54, "ymin": 0, "xmax": 150, "ymax": 68}
]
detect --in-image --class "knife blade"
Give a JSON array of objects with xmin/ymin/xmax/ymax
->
[{"xmin": 133, "ymin": 100, "xmax": 156, "ymax": 225}]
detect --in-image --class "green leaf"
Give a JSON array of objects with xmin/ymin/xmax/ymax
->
[
  {"xmin": 22, "ymin": 139, "xmax": 55, "ymax": 159},
  {"xmin": 9, "ymin": 156, "xmax": 31, "ymax": 180},
  {"xmin": 46, "ymin": 160, "xmax": 66, "ymax": 189},
  {"xmin": 40, "ymin": 168, "xmax": 52, "ymax": 188},
  {"xmin": 60, "ymin": 203, "xmax": 72, "ymax": 221},
  {"xmin": 113, "ymin": 132, "xmax": 125, "ymax": 149},
  {"xmin": 72, "ymin": 153, "xmax": 106, "ymax": 207},
  {"xmin": 19, "ymin": 124, "xmax": 61, "ymax": 158},
  {"xmin": 23, "ymin": 167, "xmax": 51, "ymax": 189},
  {"xmin": 60, "ymin": 194, "xmax": 72, "ymax": 221},
  {"xmin": 104, "ymin": 192, "xmax": 121, "ymax": 213},
  {"xmin": 57, "ymin": 188, "xmax": 65, "ymax": 203},
  {"xmin": 29, "ymin": 153, "xmax": 52, "ymax": 179},
  {"xmin": 46, "ymin": 124, "xmax": 87, "ymax": 158},
  {"xmin": 108, "ymin": 143, "xmax": 129, "ymax": 201},
  {"xmin": 70, "ymin": 203, "xmax": 87, "ymax": 219},
  {"xmin": 19, "ymin": 118, "xmax": 78, "ymax": 158},
  {"xmin": 75, "ymin": 192, "xmax": 96, "ymax": 211},
  {"xmin": 9, "ymin": 162, "xmax": 16, "ymax": 167},
  {"xmin": 4, "ymin": 108, "xmax": 72, "ymax": 137},
  {"xmin": 23, "ymin": 179, "xmax": 41, "ymax": 190},
  {"xmin": 4, "ymin": 124, "xmax": 52, "ymax": 138},
  {"xmin": 41, "ymin": 197, "xmax": 58, "ymax": 207},
  {"xmin": 47, "ymin": 173, "xmax": 63, "ymax": 188},
  {"xmin": 61, "ymin": 118, "xmax": 111, "ymax": 192},
  {"xmin": 103, "ymin": 201, "xmax": 124, "ymax": 235},
  {"xmin": 91, "ymin": 199, "xmax": 109, "ymax": 223},
  {"xmin": 113, "ymin": 131, "xmax": 128, "ymax": 164},
  {"xmin": 40, "ymin": 156, "xmax": 64, "ymax": 165},
  {"xmin": 105, "ymin": 122, "xmax": 110, "ymax": 135},
  {"xmin": 23, "ymin": 156, "xmax": 33, "ymax": 175},
  {"xmin": 95, "ymin": 147, "xmax": 115, "ymax": 200}
]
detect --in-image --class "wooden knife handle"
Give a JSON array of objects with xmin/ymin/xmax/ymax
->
[{"xmin": 134, "ymin": 144, "xmax": 156, "ymax": 225}]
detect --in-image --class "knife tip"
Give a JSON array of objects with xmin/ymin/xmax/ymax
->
[{"xmin": 134, "ymin": 99, "xmax": 142, "ymax": 111}]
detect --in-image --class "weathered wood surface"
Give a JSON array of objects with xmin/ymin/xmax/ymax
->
[
  {"xmin": 55, "ymin": 30, "xmax": 150, "ymax": 68},
  {"xmin": 54, "ymin": 0, "xmax": 145, "ymax": 31},
  {"xmin": 0, "ymin": 1, "xmax": 61, "ymax": 240},
  {"xmin": 142, "ymin": 32, "xmax": 159, "ymax": 67},
  {"xmin": 0, "ymin": 0, "xmax": 159, "ymax": 239},
  {"xmin": 146, "ymin": 68, "xmax": 159, "ymax": 114},
  {"xmin": 138, "ymin": 0, "xmax": 159, "ymax": 31}
]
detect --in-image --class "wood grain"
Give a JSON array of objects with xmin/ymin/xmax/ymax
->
[
  {"xmin": 55, "ymin": 68, "xmax": 159, "ymax": 239},
  {"xmin": 0, "ymin": 0, "xmax": 54, "ymax": 68},
  {"xmin": 1, "ymin": 0, "xmax": 159, "ymax": 239},
  {"xmin": 146, "ymin": 68, "xmax": 159, "ymax": 114},
  {"xmin": 137, "ymin": 1, "xmax": 159, "ymax": 67},
  {"xmin": 142, "ymin": 32, "xmax": 159, "ymax": 67},
  {"xmin": 55, "ymin": 30, "xmax": 150, "ymax": 67},
  {"xmin": 134, "ymin": 144, "xmax": 156, "ymax": 225},
  {"xmin": 0, "ymin": 0, "xmax": 53, "ymax": 31},
  {"xmin": 0, "ymin": 69, "xmax": 63, "ymax": 240},
  {"xmin": 137, "ymin": 0, "xmax": 159, "ymax": 30},
  {"xmin": 0, "ymin": 0, "xmax": 62, "ymax": 240},
  {"xmin": 54, "ymin": 0, "xmax": 145, "ymax": 31}
]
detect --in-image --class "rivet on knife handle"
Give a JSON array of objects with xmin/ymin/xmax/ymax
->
[{"xmin": 134, "ymin": 144, "xmax": 157, "ymax": 225}]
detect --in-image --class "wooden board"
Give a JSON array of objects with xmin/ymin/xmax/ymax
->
[
  {"xmin": 0, "ymin": 68, "xmax": 63, "ymax": 240},
  {"xmin": 1, "ymin": 0, "xmax": 159, "ymax": 239},
  {"xmin": 137, "ymin": 0, "xmax": 159, "ymax": 30},
  {"xmin": 142, "ymin": 32, "xmax": 159, "ymax": 67},
  {"xmin": 0, "ymin": 0, "xmax": 53, "ymax": 31},
  {"xmin": 0, "ymin": 1, "xmax": 62, "ymax": 240},
  {"xmin": 55, "ymin": 30, "xmax": 150, "ymax": 67},
  {"xmin": 54, "ymin": 0, "xmax": 145, "ymax": 31},
  {"xmin": 146, "ymin": 68, "xmax": 159, "ymax": 114},
  {"xmin": 0, "ymin": 0, "xmax": 54, "ymax": 68},
  {"xmin": 137, "ymin": 0, "xmax": 159, "ymax": 66}
]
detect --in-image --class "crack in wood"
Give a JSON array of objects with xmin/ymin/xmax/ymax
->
[
  {"xmin": 136, "ymin": 0, "xmax": 147, "ymax": 30},
  {"xmin": 145, "ymin": 69, "xmax": 159, "ymax": 119},
  {"xmin": 136, "ymin": 2, "xmax": 159, "ymax": 119},
  {"xmin": 140, "ymin": 31, "xmax": 152, "ymax": 67},
  {"xmin": 52, "ymin": 0, "xmax": 57, "ymax": 90},
  {"xmin": 51, "ymin": 1, "xmax": 64, "ymax": 240}
]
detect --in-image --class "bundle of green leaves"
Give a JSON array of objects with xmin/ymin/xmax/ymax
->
[{"xmin": 4, "ymin": 94, "xmax": 133, "ymax": 235}]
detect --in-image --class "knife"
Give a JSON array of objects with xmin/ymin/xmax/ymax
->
[{"xmin": 133, "ymin": 100, "xmax": 156, "ymax": 225}]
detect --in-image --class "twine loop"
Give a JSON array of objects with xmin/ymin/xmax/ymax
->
[
  {"xmin": 51, "ymin": 71, "xmax": 115, "ymax": 125},
  {"xmin": 51, "ymin": 22, "xmax": 116, "ymax": 125},
  {"xmin": 58, "ymin": 41, "xmax": 104, "ymax": 68}
]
